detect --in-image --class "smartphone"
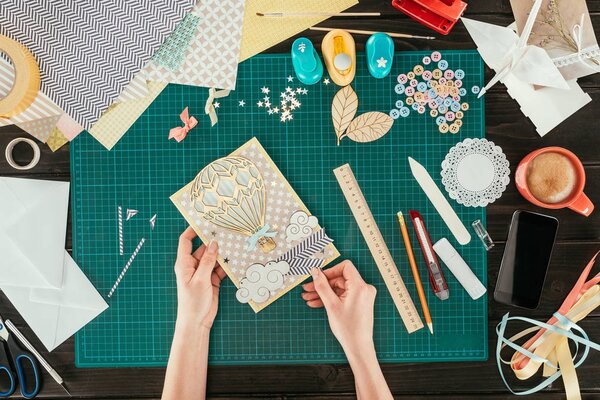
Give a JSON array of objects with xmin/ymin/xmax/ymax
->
[{"xmin": 494, "ymin": 210, "xmax": 558, "ymax": 309}]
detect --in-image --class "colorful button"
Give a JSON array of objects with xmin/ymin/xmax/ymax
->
[
  {"xmin": 395, "ymin": 84, "xmax": 406, "ymax": 94},
  {"xmin": 459, "ymin": 88, "xmax": 467, "ymax": 96},
  {"xmin": 471, "ymin": 85, "xmax": 480, "ymax": 94},
  {"xmin": 413, "ymin": 65, "xmax": 424, "ymax": 75},
  {"xmin": 432, "ymin": 69, "xmax": 443, "ymax": 79},
  {"xmin": 456, "ymin": 111, "xmax": 464, "ymax": 119},
  {"xmin": 451, "ymin": 101, "xmax": 461, "ymax": 112},
  {"xmin": 445, "ymin": 111, "xmax": 455, "ymax": 122},
  {"xmin": 389, "ymin": 109, "xmax": 400, "ymax": 119},
  {"xmin": 407, "ymin": 71, "xmax": 416, "ymax": 79},
  {"xmin": 436, "ymin": 116, "xmax": 446, "ymax": 126},
  {"xmin": 412, "ymin": 102, "xmax": 419, "ymax": 110},
  {"xmin": 399, "ymin": 107, "xmax": 410, "ymax": 117},
  {"xmin": 439, "ymin": 77, "xmax": 447, "ymax": 85},
  {"xmin": 414, "ymin": 92, "xmax": 424, "ymax": 102},
  {"xmin": 455, "ymin": 119, "xmax": 463, "ymax": 127},
  {"xmin": 405, "ymin": 86, "xmax": 415, "ymax": 96},
  {"xmin": 417, "ymin": 82, "xmax": 428, "ymax": 92},
  {"xmin": 395, "ymin": 100, "xmax": 404, "ymax": 108},
  {"xmin": 455, "ymin": 69, "xmax": 465, "ymax": 80},
  {"xmin": 422, "ymin": 56, "xmax": 431, "ymax": 65},
  {"xmin": 422, "ymin": 70, "xmax": 433, "ymax": 81},
  {"xmin": 444, "ymin": 70, "xmax": 454, "ymax": 80},
  {"xmin": 449, "ymin": 123, "xmax": 460, "ymax": 134},
  {"xmin": 438, "ymin": 60, "xmax": 449, "ymax": 70},
  {"xmin": 417, "ymin": 105, "xmax": 426, "ymax": 114},
  {"xmin": 461, "ymin": 102, "xmax": 470, "ymax": 111},
  {"xmin": 430, "ymin": 109, "xmax": 438, "ymax": 117},
  {"xmin": 431, "ymin": 51, "xmax": 442, "ymax": 62},
  {"xmin": 410, "ymin": 79, "xmax": 418, "ymax": 87},
  {"xmin": 405, "ymin": 96, "xmax": 414, "ymax": 105},
  {"xmin": 455, "ymin": 79, "xmax": 463, "ymax": 88},
  {"xmin": 439, "ymin": 123, "xmax": 449, "ymax": 133},
  {"xmin": 443, "ymin": 98, "xmax": 452, "ymax": 107},
  {"xmin": 438, "ymin": 105, "xmax": 448, "ymax": 114},
  {"xmin": 397, "ymin": 74, "xmax": 408, "ymax": 84}
]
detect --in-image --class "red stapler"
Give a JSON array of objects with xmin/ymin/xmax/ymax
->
[{"xmin": 391, "ymin": 0, "xmax": 467, "ymax": 35}]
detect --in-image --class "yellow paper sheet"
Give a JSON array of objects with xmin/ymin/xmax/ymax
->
[
  {"xmin": 240, "ymin": 0, "xmax": 359, "ymax": 61},
  {"xmin": 88, "ymin": 81, "xmax": 167, "ymax": 150}
]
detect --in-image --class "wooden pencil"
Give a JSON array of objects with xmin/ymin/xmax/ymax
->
[
  {"xmin": 397, "ymin": 211, "xmax": 434, "ymax": 334},
  {"xmin": 310, "ymin": 26, "xmax": 436, "ymax": 40},
  {"xmin": 257, "ymin": 12, "xmax": 381, "ymax": 17}
]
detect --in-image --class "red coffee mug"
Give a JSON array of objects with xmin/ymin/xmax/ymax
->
[{"xmin": 515, "ymin": 147, "xmax": 594, "ymax": 217}]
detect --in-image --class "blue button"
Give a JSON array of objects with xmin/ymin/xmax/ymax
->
[
  {"xmin": 472, "ymin": 85, "xmax": 480, "ymax": 94},
  {"xmin": 459, "ymin": 88, "xmax": 467, "ymax": 96},
  {"xmin": 417, "ymin": 82, "xmax": 428, "ymax": 92},
  {"xmin": 443, "ymin": 98, "xmax": 453, "ymax": 107},
  {"xmin": 436, "ymin": 116, "xmax": 446, "ymax": 126},
  {"xmin": 438, "ymin": 60, "xmax": 449, "ymax": 70},
  {"xmin": 395, "ymin": 84, "xmax": 406, "ymax": 94},
  {"xmin": 451, "ymin": 101, "xmax": 461, "ymax": 112},
  {"xmin": 395, "ymin": 100, "xmax": 404, "ymax": 108},
  {"xmin": 438, "ymin": 105, "xmax": 448, "ymax": 114},
  {"xmin": 389, "ymin": 109, "xmax": 400, "ymax": 119},
  {"xmin": 411, "ymin": 102, "xmax": 419, "ymax": 110},
  {"xmin": 399, "ymin": 107, "xmax": 410, "ymax": 117},
  {"xmin": 455, "ymin": 69, "xmax": 465, "ymax": 80}
]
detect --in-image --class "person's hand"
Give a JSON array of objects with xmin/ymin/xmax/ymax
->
[
  {"xmin": 174, "ymin": 227, "xmax": 226, "ymax": 331},
  {"xmin": 301, "ymin": 260, "xmax": 377, "ymax": 352}
]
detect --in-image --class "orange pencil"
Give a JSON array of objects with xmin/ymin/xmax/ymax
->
[{"xmin": 397, "ymin": 211, "xmax": 434, "ymax": 334}]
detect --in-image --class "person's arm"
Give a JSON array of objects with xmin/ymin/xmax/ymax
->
[
  {"xmin": 162, "ymin": 227, "xmax": 225, "ymax": 400},
  {"xmin": 302, "ymin": 261, "xmax": 393, "ymax": 400}
]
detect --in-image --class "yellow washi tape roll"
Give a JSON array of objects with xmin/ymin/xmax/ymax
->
[{"xmin": 0, "ymin": 34, "xmax": 41, "ymax": 119}]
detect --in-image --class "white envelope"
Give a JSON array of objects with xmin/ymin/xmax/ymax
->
[{"xmin": 0, "ymin": 177, "xmax": 108, "ymax": 351}]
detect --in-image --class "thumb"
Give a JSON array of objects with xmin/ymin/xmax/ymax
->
[
  {"xmin": 193, "ymin": 241, "xmax": 219, "ymax": 284},
  {"xmin": 310, "ymin": 268, "xmax": 339, "ymax": 310}
]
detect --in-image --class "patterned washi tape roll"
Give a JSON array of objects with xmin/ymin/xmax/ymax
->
[
  {"xmin": 0, "ymin": 35, "xmax": 40, "ymax": 118},
  {"xmin": 5, "ymin": 137, "xmax": 40, "ymax": 170}
]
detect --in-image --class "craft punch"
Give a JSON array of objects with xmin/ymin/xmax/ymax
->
[
  {"xmin": 391, "ymin": 0, "xmax": 467, "ymax": 35},
  {"xmin": 321, "ymin": 29, "xmax": 356, "ymax": 86},
  {"xmin": 366, "ymin": 33, "xmax": 394, "ymax": 79},
  {"xmin": 291, "ymin": 37, "xmax": 323, "ymax": 85}
]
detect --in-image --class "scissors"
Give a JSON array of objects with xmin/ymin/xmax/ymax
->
[{"xmin": 0, "ymin": 316, "xmax": 41, "ymax": 398}]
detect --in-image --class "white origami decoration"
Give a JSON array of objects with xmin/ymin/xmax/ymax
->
[{"xmin": 462, "ymin": 0, "xmax": 592, "ymax": 136}]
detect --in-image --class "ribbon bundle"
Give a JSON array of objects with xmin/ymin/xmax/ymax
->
[
  {"xmin": 496, "ymin": 252, "xmax": 600, "ymax": 399},
  {"xmin": 168, "ymin": 107, "xmax": 197, "ymax": 142},
  {"xmin": 278, "ymin": 229, "xmax": 333, "ymax": 275}
]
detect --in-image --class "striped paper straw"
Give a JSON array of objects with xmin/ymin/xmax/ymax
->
[
  {"xmin": 108, "ymin": 238, "xmax": 145, "ymax": 298},
  {"xmin": 118, "ymin": 206, "xmax": 124, "ymax": 256}
]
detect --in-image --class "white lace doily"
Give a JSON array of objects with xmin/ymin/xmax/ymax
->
[{"xmin": 441, "ymin": 138, "xmax": 510, "ymax": 207}]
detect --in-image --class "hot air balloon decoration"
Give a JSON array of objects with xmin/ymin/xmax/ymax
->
[{"xmin": 190, "ymin": 156, "xmax": 277, "ymax": 253}]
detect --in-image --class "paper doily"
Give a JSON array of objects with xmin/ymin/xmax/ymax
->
[{"xmin": 441, "ymin": 138, "xmax": 510, "ymax": 207}]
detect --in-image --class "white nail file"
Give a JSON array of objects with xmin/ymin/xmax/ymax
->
[
  {"xmin": 408, "ymin": 157, "xmax": 471, "ymax": 245},
  {"xmin": 433, "ymin": 238, "xmax": 487, "ymax": 300}
]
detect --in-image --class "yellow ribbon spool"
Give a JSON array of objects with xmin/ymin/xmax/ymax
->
[{"xmin": 0, "ymin": 34, "xmax": 40, "ymax": 119}]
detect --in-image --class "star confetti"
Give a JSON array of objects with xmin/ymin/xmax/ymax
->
[
  {"xmin": 257, "ymin": 83, "xmax": 308, "ymax": 123},
  {"xmin": 323, "ymin": 78, "xmax": 330, "ymax": 85},
  {"xmin": 238, "ymin": 100, "xmax": 245, "ymax": 107}
]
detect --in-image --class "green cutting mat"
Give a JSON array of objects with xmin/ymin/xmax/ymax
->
[{"xmin": 73, "ymin": 50, "xmax": 487, "ymax": 367}]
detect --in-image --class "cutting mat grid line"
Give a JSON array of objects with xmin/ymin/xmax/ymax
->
[{"xmin": 72, "ymin": 51, "xmax": 487, "ymax": 367}]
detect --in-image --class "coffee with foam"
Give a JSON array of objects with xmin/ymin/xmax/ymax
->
[{"xmin": 526, "ymin": 152, "xmax": 577, "ymax": 204}]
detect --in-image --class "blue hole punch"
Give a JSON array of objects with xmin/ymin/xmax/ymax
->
[
  {"xmin": 366, "ymin": 33, "xmax": 394, "ymax": 79},
  {"xmin": 291, "ymin": 37, "xmax": 323, "ymax": 85}
]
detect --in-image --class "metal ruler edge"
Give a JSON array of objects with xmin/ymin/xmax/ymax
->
[{"xmin": 333, "ymin": 164, "xmax": 424, "ymax": 334}]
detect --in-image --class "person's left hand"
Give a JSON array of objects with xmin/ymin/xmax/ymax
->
[{"xmin": 174, "ymin": 227, "xmax": 226, "ymax": 330}]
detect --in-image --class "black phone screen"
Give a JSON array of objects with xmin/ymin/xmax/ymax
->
[{"xmin": 494, "ymin": 211, "xmax": 558, "ymax": 309}]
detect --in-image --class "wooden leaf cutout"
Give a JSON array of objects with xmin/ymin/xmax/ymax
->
[
  {"xmin": 331, "ymin": 85, "xmax": 359, "ymax": 145},
  {"xmin": 345, "ymin": 112, "xmax": 394, "ymax": 143}
]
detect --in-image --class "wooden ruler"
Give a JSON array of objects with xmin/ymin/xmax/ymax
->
[{"xmin": 334, "ymin": 164, "xmax": 424, "ymax": 334}]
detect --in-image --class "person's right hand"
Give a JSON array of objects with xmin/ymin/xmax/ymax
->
[{"xmin": 301, "ymin": 261, "xmax": 377, "ymax": 352}]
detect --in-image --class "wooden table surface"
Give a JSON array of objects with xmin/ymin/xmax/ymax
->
[{"xmin": 2, "ymin": 1, "xmax": 600, "ymax": 399}]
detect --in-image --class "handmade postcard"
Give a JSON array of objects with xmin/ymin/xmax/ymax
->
[{"xmin": 171, "ymin": 138, "xmax": 339, "ymax": 312}]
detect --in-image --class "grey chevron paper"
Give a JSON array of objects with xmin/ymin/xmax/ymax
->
[
  {"xmin": 0, "ymin": 0, "xmax": 195, "ymax": 130},
  {"xmin": 143, "ymin": 0, "xmax": 245, "ymax": 90},
  {"xmin": 279, "ymin": 229, "xmax": 334, "ymax": 276}
]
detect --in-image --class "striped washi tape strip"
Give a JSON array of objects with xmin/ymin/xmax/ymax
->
[{"xmin": 108, "ymin": 237, "xmax": 145, "ymax": 298}]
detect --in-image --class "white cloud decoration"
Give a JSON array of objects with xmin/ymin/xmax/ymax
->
[
  {"xmin": 236, "ymin": 260, "xmax": 290, "ymax": 304},
  {"xmin": 285, "ymin": 210, "xmax": 318, "ymax": 243}
]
